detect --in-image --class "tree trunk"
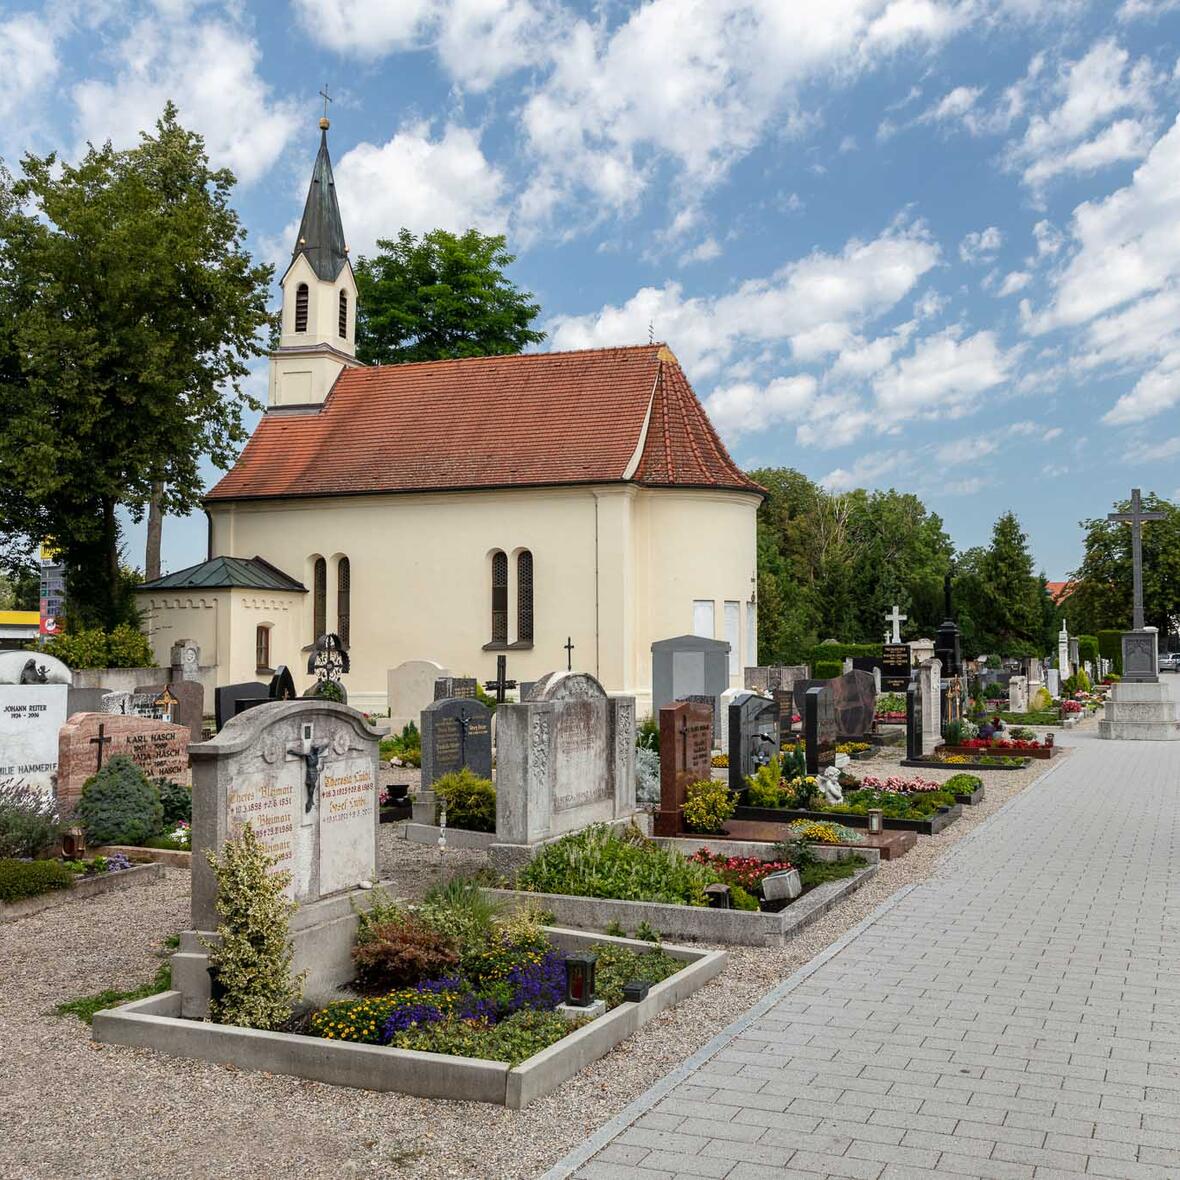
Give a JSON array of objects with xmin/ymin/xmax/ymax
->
[
  {"xmin": 145, "ymin": 482, "xmax": 164, "ymax": 582},
  {"xmin": 103, "ymin": 496, "xmax": 120, "ymax": 628}
]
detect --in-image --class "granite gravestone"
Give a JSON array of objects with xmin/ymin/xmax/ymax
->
[
  {"xmin": 773, "ymin": 688, "xmax": 797, "ymax": 734},
  {"xmin": 492, "ymin": 672, "xmax": 636, "ymax": 867},
  {"xmin": 654, "ymin": 700, "xmax": 713, "ymax": 836},
  {"xmin": 134, "ymin": 679, "xmax": 204, "ymax": 739},
  {"xmin": 420, "ymin": 697, "xmax": 492, "ymax": 788},
  {"xmin": 881, "ymin": 644, "xmax": 911, "ymax": 691},
  {"xmin": 434, "ymin": 676, "xmax": 477, "ymax": 701},
  {"xmin": 188, "ymin": 700, "xmax": 380, "ymax": 930},
  {"xmin": 833, "ymin": 670, "xmax": 877, "ymax": 739},
  {"xmin": 1046, "ymin": 667, "xmax": 1061, "ymax": 697},
  {"xmin": 227, "ymin": 666, "xmax": 299, "ymax": 720},
  {"xmin": 728, "ymin": 693, "xmax": 780, "ymax": 793},
  {"xmin": 57, "ymin": 712, "xmax": 190, "ymax": 810},
  {"xmin": 0, "ymin": 683, "xmax": 70, "ymax": 798},
  {"xmin": 803, "ymin": 686, "xmax": 836, "ymax": 776},
  {"xmin": 214, "ymin": 682, "xmax": 268, "ymax": 730},
  {"xmin": 652, "ymin": 635, "xmax": 730, "ymax": 733},
  {"xmin": 387, "ymin": 660, "xmax": 449, "ymax": 732},
  {"xmin": 906, "ymin": 682, "xmax": 924, "ymax": 762}
]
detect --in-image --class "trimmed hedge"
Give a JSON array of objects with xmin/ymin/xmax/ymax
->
[
  {"xmin": 0, "ymin": 858, "xmax": 75, "ymax": 903},
  {"xmin": 1078, "ymin": 635, "xmax": 1099, "ymax": 665},
  {"xmin": 813, "ymin": 659, "xmax": 843, "ymax": 679},
  {"xmin": 1097, "ymin": 630, "xmax": 1123, "ymax": 675},
  {"xmin": 805, "ymin": 643, "xmax": 883, "ymax": 663}
]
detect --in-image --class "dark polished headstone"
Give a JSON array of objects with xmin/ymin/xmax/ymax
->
[
  {"xmin": 906, "ymin": 682, "xmax": 924, "ymax": 762},
  {"xmin": 1122, "ymin": 629, "xmax": 1159, "ymax": 683},
  {"xmin": 804, "ymin": 686, "xmax": 836, "ymax": 776},
  {"xmin": 655, "ymin": 701, "xmax": 713, "ymax": 836},
  {"xmin": 434, "ymin": 676, "xmax": 477, "ymax": 701},
  {"xmin": 728, "ymin": 694, "xmax": 780, "ymax": 792},
  {"xmin": 215, "ymin": 681, "xmax": 268, "ymax": 730},
  {"xmin": 421, "ymin": 697, "xmax": 492, "ymax": 788},
  {"xmin": 881, "ymin": 644, "xmax": 911, "ymax": 691}
]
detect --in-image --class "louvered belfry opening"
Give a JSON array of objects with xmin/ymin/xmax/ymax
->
[
  {"xmin": 295, "ymin": 283, "xmax": 309, "ymax": 332},
  {"xmin": 312, "ymin": 557, "xmax": 326, "ymax": 640},
  {"xmin": 517, "ymin": 550, "xmax": 534, "ymax": 643},
  {"xmin": 491, "ymin": 551, "xmax": 508, "ymax": 643},
  {"xmin": 338, "ymin": 290, "xmax": 348, "ymax": 338}
]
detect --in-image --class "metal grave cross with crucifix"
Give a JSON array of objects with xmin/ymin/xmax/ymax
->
[
  {"xmin": 564, "ymin": 636, "xmax": 575, "ymax": 671},
  {"xmin": 1107, "ymin": 488, "xmax": 1165, "ymax": 631},
  {"xmin": 885, "ymin": 605, "xmax": 907, "ymax": 644},
  {"xmin": 483, "ymin": 654, "xmax": 517, "ymax": 705}
]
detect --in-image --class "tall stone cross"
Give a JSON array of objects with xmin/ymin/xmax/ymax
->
[
  {"xmin": 885, "ymin": 605, "xmax": 907, "ymax": 644},
  {"xmin": 1107, "ymin": 488, "xmax": 1165, "ymax": 631}
]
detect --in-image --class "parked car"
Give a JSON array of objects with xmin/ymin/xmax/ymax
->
[{"xmin": 1160, "ymin": 652, "xmax": 1180, "ymax": 672}]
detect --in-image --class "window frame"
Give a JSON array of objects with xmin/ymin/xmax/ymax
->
[
  {"xmin": 255, "ymin": 624, "xmax": 271, "ymax": 673},
  {"xmin": 312, "ymin": 557, "xmax": 327, "ymax": 641},
  {"xmin": 491, "ymin": 551, "xmax": 508, "ymax": 644},
  {"xmin": 295, "ymin": 283, "xmax": 309, "ymax": 333},
  {"xmin": 517, "ymin": 550, "xmax": 534, "ymax": 644}
]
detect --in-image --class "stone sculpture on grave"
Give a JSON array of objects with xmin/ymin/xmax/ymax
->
[
  {"xmin": 0, "ymin": 650, "xmax": 72, "ymax": 685},
  {"xmin": 170, "ymin": 699, "xmax": 384, "ymax": 1017},
  {"xmin": 1098, "ymin": 489, "xmax": 1180, "ymax": 740},
  {"xmin": 728, "ymin": 693, "xmax": 780, "ymax": 794},
  {"xmin": 818, "ymin": 766, "xmax": 843, "ymax": 805},
  {"xmin": 491, "ymin": 671, "xmax": 636, "ymax": 870},
  {"xmin": 655, "ymin": 700, "xmax": 713, "ymax": 836},
  {"xmin": 803, "ymin": 685, "xmax": 836, "ymax": 776}
]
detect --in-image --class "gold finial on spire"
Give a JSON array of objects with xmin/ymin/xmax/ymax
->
[{"xmin": 318, "ymin": 84, "xmax": 332, "ymax": 131}]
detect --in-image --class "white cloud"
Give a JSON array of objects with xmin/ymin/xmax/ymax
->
[
  {"xmin": 997, "ymin": 270, "xmax": 1032, "ymax": 296},
  {"xmin": 0, "ymin": 14, "xmax": 59, "ymax": 123},
  {"xmin": 1021, "ymin": 117, "xmax": 1156, "ymax": 187},
  {"xmin": 1125, "ymin": 435, "xmax": 1180, "ymax": 461},
  {"xmin": 820, "ymin": 453, "xmax": 900, "ymax": 493},
  {"xmin": 937, "ymin": 437, "xmax": 996, "ymax": 463},
  {"xmin": 945, "ymin": 476, "xmax": 988, "ymax": 494},
  {"xmin": 72, "ymin": 14, "xmax": 299, "ymax": 186},
  {"xmin": 703, "ymin": 374, "xmax": 818, "ymax": 438},
  {"xmin": 1033, "ymin": 219, "xmax": 1063, "ymax": 257},
  {"xmin": 1006, "ymin": 419, "xmax": 1039, "ymax": 435},
  {"xmin": 547, "ymin": 219, "xmax": 941, "ymax": 378},
  {"xmin": 921, "ymin": 85, "xmax": 983, "ymax": 125},
  {"xmin": 679, "ymin": 237, "xmax": 722, "ymax": 266},
  {"xmin": 1118, "ymin": 0, "xmax": 1180, "ymax": 19},
  {"xmin": 873, "ymin": 327, "xmax": 1013, "ymax": 419},
  {"xmin": 959, "ymin": 226, "xmax": 1004, "ymax": 263},
  {"xmin": 1103, "ymin": 348, "xmax": 1180, "ymax": 423},
  {"xmin": 1043, "ymin": 426, "xmax": 1063, "ymax": 440}
]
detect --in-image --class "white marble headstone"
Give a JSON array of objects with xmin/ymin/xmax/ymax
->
[{"xmin": 0, "ymin": 684, "xmax": 69, "ymax": 798}]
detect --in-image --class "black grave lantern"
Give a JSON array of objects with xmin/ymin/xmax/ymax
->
[
  {"xmin": 703, "ymin": 882, "xmax": 731, "ymax": 909},
  {"xmin": 563, "ymin": 953, "xmax": 598, "ymax": 1007},
  {"xmin": 622, "ymin": 980, "xmax": 651, "ymax": 1003}
]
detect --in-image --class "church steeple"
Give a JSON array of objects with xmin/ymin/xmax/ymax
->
[
  {"xmin": 293, "ymin": 121, "xmax": 348, "ymax": 282},
  {"xmin": 268, "ymin": 110, "xmax": 362, "ymax": 409}
]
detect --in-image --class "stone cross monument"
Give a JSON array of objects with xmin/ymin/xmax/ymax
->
[
  {"xmin": 1107, "ymin": 488, "xmax": 1164, "ymax": 634},
  {"xmin": 885, "ymin": 605, "xmax": 906, "ymax": 645}
]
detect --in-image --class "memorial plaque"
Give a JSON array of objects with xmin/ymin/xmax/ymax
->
[
  {"xmin": 655, "ymin": 701, "xmax": 713, "ymax": 836},
  {"xmin": 804, "ymin": 686, "xmax": 836, "ymax": 775},
  {"xmin": 728, "ymin": 694, "xmax": 780, "ymax": 793},
  {"xmin": 881, "ymin": 644, "xmax": 911, "ymax": 691},
  {"xmin": 134, "ymin": 679, "xmax": 204, "ymax": 739},
  {"xmin": 420, "ymin": 697, "xmax": 492, "ymax": 788},
  {"xmin": 433, "ymin": 676, "xmax": 478, "ymax": 701}
]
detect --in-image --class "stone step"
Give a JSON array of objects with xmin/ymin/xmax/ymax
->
[
  {"xmin": 411, "ymin": 799, "xmax": 436, "ymax": 824},
  {"xmin": 1103, "ymin": 700, "xmax": 1180, "ymax": 722},
  {"xmin": 1097, "ymin": 719, "xmax": 1180, "ymax": 741}
]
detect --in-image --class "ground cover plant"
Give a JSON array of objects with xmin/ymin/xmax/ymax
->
[
  {"xmin": 943, "ymin": 774, "xmax": 983, "ymax": 796},
  {"xmin": 681, "ymin": 778, "xmax": 735, "ymax": 833},
  {"xmin": 0, "ymin": 857, "xmax": 74, "ymax": 903}
]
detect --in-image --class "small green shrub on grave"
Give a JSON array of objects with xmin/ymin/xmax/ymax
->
[
  {"xmin": 1063, "ymin": 669, "xmax": 1092, "ymax": 695},
  {"xmin": 943, "ymin": 774, "xmax": 983, "ymax": 795},
  {"xmin": 75, "ymin": 756, "xmax": 163, "ymax": 846},
  {"xmin": 380, "ymin": 721, "xmax": 422, "ymax": 766},
  {"xmin": 311, "ymin": 679, "xmax": 345, "ymax": 702},
  {"xmin": 813, "ymin": 659, "xmax": 843, "ymax": 679},
  {"xmin": 0, "ymin": 857, "xmax": 74, "ymax": 903},
  {"xmin": 681, "ymin": 778, "xmax": 736, "ymax": 833},
  {"xmin": 636, "ymin": 715, "xmax": 660, "ymax": 752},
  {"xmin": 156, "ymin": 779, "xmax": 191, "ymax": 826},
  {"xmin": 745, "ymin": 755, "xmax": 785, "ymax": 808},
  {"xmin": 389, "ymin": 1008, "xmax": 580, "ymax": 1065},
  {"xmin": 0, "ymin": 780, "xmax": 61, "ymax": 858},
  {"xmin": 433, "ymin": 767, "xmax": 496, "ymax": 832},
  {"xmin": 799, "ymin": 856, "xmax": 866, "ymax": 889},
  {"xmin": 203, "ymin": 823, "xmax": 305, "ymax": 1030}
]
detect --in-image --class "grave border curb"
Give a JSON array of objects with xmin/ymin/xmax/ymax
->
[{"xmin": 0, "ymin": 861, "xmax": 166, "ymax": 925}]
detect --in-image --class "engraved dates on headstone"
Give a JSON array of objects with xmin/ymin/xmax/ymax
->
[
  {"xmin": 804, "ymin": 686, "xmax": 836, "ymax": 776},
  {"xmin": 655, "ymin": 700, "xmax": 713, "ymax": 836},
  {"xmin": 420, "ymin": 697, "xmax": 492, "ymax": 788}
]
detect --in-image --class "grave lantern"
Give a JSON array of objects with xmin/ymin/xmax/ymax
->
[
  {"xmin": 564, "ymin": 953, "xmax": 598, "ymax": 1007},
  {"xmin": 866, "ymin": 809, "xmax": 884, "ymax": 835},
  {"xmin": 61, "ymin": 826, "xmax": 86, "ymax": 858},
  {"xmin": 703, "ymin": 882, "xmax": 731, "ymax": 909},
  {"xmin": 622, "ymin": 980, "xmax": 651, "ymax": 1003}
]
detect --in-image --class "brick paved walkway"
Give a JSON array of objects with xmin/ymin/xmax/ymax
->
[{"xmin": 549, "ymin": 697, "xmax": 1180, "ymax": 1180}]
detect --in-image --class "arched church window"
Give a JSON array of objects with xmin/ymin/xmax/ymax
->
[
  {"xmin": 338, "ymin": 290, "xmax": 348, "ymax": 338},
  {"xmin": 517, "ymin": 550, "xmax": 534, "ymax": 644},
  {"xmin": 295, "ymin": 283, "xmax": 309, "ymax": 333},
  {"xmin": 312, "ymin": 557, "xmax": 326, "ymax": 641},
  {"xmin": 337, "ymin": 556, "xmax": 351, "ymax": 647},
  {"xmin": 491, "ymin": 551, "xmax": 508, "ymax": 644},
  {"xmin": 255, "ymin": 625, "xmax": 271, "ymax": 672}
]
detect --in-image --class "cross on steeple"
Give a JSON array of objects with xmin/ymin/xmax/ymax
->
[
  {"xmin": 319, "ymin": 85, "xmax": 332, "ymax": 121},
  {"xmin": 1107, "ymin": 488, "xmax": 1166, "ymax": 631}
]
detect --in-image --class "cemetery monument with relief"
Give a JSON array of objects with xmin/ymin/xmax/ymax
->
[
  {"xmin": 1098, "ymin": 489, "xmax": 1180, "ymax": 740},
  {"xmin": 0, "ymin": 653, "xmax": 71, "ymax": 798}
]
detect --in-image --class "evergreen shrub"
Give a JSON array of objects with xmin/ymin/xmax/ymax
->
[
  {"xmin": 1097, "ymin": 630, "xmax": 1123, "ymax": 675},
  {"xmin": 0, "ymin": 857, "xmax": 75, "ymax": 903},
  {"xmin": 75, "ymin": 756, "xmax": 163, "ymax": 846},
  {"xmin": 681, "ymin": 778, "xmax": 736, "ymax": 833},
  {"xmin": 433, "ymin": 768, "xmax": 496, "ymax": 832},
  {"xmin": 156, "ymin": 779, "xmax": 191, "ymax": 826},
  {"xmin": 1078, "ymin": 635, "xmax": 1100, "ymax": 665},
  {"xmin": 813, "ymin": 659, "xmax": 843, "ymax": 679}
]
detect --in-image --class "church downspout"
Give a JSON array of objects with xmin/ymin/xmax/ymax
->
[{"xmin": 594, "ymin": 493, "xmax": 601, "ymax": 678}]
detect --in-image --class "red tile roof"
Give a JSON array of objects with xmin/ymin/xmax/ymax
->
[
  {"xmin": 1045, "ymin": 580, "xmax": 1076, "ymax": 604},
  {"xmin": 206, "ymin": 344, "xmax": 764, "ymax": 502}
]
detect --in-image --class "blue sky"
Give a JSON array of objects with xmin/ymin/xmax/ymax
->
[{"xmin": 4, "ymin": 0, "xmax": 1180, "ymax": 580}]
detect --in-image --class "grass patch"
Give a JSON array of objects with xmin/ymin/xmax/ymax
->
[
  {"xmin": 994, "ymin": 711, "xmax": 1061, "ymax": 726},
  {"xmin": 54, "ymin": 957, "xmax": 173, "ymax": 1024},
  {"xmin": 800, "ymin": 856, "xmax": 866, "ymax": 890}
]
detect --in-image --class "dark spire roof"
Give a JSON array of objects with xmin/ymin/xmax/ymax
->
[{"xmin": 293, "ymin": 126, "xmax": 348, "ymax": 282}]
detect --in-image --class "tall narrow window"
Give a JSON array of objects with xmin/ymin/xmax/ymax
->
[
  {"xmin": 724, "ymin": 601, "xmax": 740, "ymax": 676},
  {"xmin": 255, "ymin": 625, "xmax": 271, "ymax": 672},
  {"xmin": 692, "ymin": 600, "xmax": 715, "ymax": 639},
  {"xmin": 295, "ymin": 283, "xmax": 309, "ymax": 332},
  {"xmin": 491, "ymin": 551, "xmax": 508, "ymax": 644},
  {"xmin": 312, "ymin": 557, "xmax": 326, "ymax": 641},
  {"xmin": 338, "ymin": 290, "xmax": 348, "ymax": 338},
  {"xmin": 517, "ymin": 550, "xmax": 534, "ymax": 644},
  {"xmin": 337, "ymin": 556, "xmax": 351, "ymax": 648}
]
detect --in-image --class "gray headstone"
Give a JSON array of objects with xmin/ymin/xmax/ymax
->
[
  {"xmin": 388, "ymin": 659, "xmax": 448, "ymax": 731},
  {"xmin": 803, "ymin": 686, "xmax": 836, "ymax": 775},
  {"xmin": 420, "ymin": 697, "xmax": 492, "ymax": 788},
  {"xmin": 434, "ymin": 676, "xmax": 477, "ymax": 701},
  {"xmin": 728, "ymin": 693, "xmax": 780, "ymax": 792},
  {"xmin": 652, "ymin": 635, "xmax": 730, "ymax": 732},
  {"xmin": 906, "ymin": 682, "xmax": 924, "ymax": 761},
  {"xmin": 0, "ymin": 651, "xmax": 72, "ymax": 685}
]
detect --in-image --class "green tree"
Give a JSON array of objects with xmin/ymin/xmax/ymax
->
[
  {"xmin": 972, "ymin": 512, "xmax": 1043, "ymax": 656},
  {"xmin": 354, "ymin": 228, "xmax": 545, "ymax": 366},
  {"xmin": 0, "ymin": 566, "xmax": 39, "ymax": 611},
  {"xmin": 1068, "ymin": 492, "xmax": 1180, "ymax": 636},
  {"xmin": 0, "ymin": 105, "xmax": 272, "ymax": 627}
]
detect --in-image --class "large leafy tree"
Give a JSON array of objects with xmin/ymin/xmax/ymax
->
[
  {"xmin": 1067, "ymin": 492, "xmax": 1180, "ymax": 636},
  {"xmin": 0, "ymin": 105, "xmax": 272, "ymax": 627},
  {"xmin": 354, "ymin": 228, "xmax": 545, "ymax": 365}
]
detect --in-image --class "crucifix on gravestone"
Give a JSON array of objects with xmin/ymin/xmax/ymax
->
[
  {"xmin": 679, "ymin": 712, "xmax": 690, "ymax": 766},
  {"xmin": 1107, "ymin": 488, "xmax": 1165, "ymax": 632},
  {"xmin": 287, "ymin": 723, "xmax": 329, "ymax": 814},
  {"xmin": 885, "ymin": 605, "xmax": 907, "ymax": 645},
  {"xmin": 483, "ymin": 653, "xmax": 517, "ymax": 705},
  {"xmin": 564, "ymin": 636, "xmax": 575, "ymax": 672},
  {"xmin": 89, "ymin": 723, "xmax": 112, "ymax": 771}
]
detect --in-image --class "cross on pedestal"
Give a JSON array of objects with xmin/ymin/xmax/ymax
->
[
  {"xmin": 1108, "ymin": 488, "xmax": 1165, "ymax": 631},
  {"xmin": 564, "ymin": 636, "xmax": 575, "ymax": 671},
  {"xmin": 483, "ymin": 654, "xmax": 518, "ymax": 705},
  {"xmin": 885, "ymin": 605, "xmax": 907, "ymax": 644},
  {"xmin": 89, "ymin": 723, "xmax": 112, "ymax": 771}
]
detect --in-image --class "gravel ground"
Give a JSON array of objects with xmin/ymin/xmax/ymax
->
[{"xmin": 0, "ymin": 724, "xmax": 1084, "ymax": 1180}]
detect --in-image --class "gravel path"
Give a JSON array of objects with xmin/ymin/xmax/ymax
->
[{"xmin": 0, "ymin": 725, "xmax": 1085, "ymax": 1180}]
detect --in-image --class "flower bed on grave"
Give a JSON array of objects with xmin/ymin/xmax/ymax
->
[{"xmin": 938, "ymin": 734, "xmax": 1056, "ymax": 760}]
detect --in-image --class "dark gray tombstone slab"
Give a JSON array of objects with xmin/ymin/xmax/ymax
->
[
  {"xmin": 67, "ymin": 686, "xmax": 108, "ymax": 715},
  {"xmin": 652, "ymin": 634, "xmax": 730, "ymax": 732},
  {"xmin": 881, "ymin": 644, "xmax": 911, "ymax": 691},
  {"xmin": 906, "ymin": 682, "xmax": 924, "ymax": 761},
  {"xmin": 269, "ymin": 665, "xmax": 297, "ymax": 700},
  {"xmin": 520, "ymin": 681, "xmax": 537, "ymax": 701},
  {"xmin": 728, "ymin": 694, "xmax": 780, "ymax": 792},
  {"xmin": 792, "ymin": 677, "xmax": 827, "ymax": 718},
  {"xmin": 833, "ymin": 669, "xmax": 877, "ymax": 739},
  {"xmin": 135, "ymin": 678, "xmax": 205, "ymax": 738},
  {"xmin": 434, "ymin": 676, "xmax": 477, "ymax": 701},
  {"xmin": 804, "ymin": 686, "xmax": 836, "ymax": 776},
  {"xmin": 215, "ymin": 681, "xmax": 268, "ymax": 731},
  {"xmin": 420, "ymin": 697, "xmax": 492, "ymax": 788}
]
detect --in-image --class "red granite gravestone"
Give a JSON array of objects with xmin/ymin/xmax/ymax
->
[
  {"xmin": 57, "ymin": 712, "xmax": 190, "ymax": 812},
  {"xmin": 654, "ymin": 701, "xmax": 713, "ymax": 836}
]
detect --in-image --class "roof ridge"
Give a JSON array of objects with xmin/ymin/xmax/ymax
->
[{"xmin": 357, "ymin": 342, "xmax": 665, "ymax": 376}]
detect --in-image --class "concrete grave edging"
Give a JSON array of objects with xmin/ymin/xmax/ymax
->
[
  {"xmin": 0, "ymin": 861, "xmax": 166, "ymax": 924},
  {"xmin": 91, "ymin": 927, "xmax": 726, "ymax": 1109}
]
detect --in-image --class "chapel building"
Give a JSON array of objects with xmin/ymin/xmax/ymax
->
[{"xmin": 136, "ymin": 121, "xmax": 763, "ymax": 714}]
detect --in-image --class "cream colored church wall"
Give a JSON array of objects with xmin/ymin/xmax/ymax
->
[
  {"xmin": 138, "ymin": 591, "xmax": 226, "ymax": 674},
  {"xmin": 278, "ymin": 253, "xmax": 356, "ymax": 351},
  {"xmin": 209, "ymin": 482, "xmax": 759, "ymax": 714}
]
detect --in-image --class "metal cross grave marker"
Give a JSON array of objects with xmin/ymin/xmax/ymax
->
[
  {"xmin": 564, "ymin": 636, "xmax": 575, "ymax": 671},
  {"xmin": 89, "ymin": 723, "xmax": 112, "ymax": 772},
  {"xmin": 483, "ymin": 654, "xmax": 517, "ymax": 705},
  {"xmin": 1107, "ymin": 488, "xmax": 1165, "ymax": 631}
]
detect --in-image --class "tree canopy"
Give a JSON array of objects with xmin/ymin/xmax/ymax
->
[
  {"xmin": 354, "ymin": 228, "xmax": 545, "ymax": 366},
  {"xmin": 0, "ymin": 104, "xmax": 272, "ymax": 627}
]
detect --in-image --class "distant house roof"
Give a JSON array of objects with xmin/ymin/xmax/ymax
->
[
  {"xmin": 137, "ymin": 556, "xmax": 306, "ymax": 593},
  {"xmin": 205, "ymin": 344, "xmax": 764, "ymax": 504},
  {"xmin": 1045, "ymin": 580, "xmax": 1076, "ymax": 604}
]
